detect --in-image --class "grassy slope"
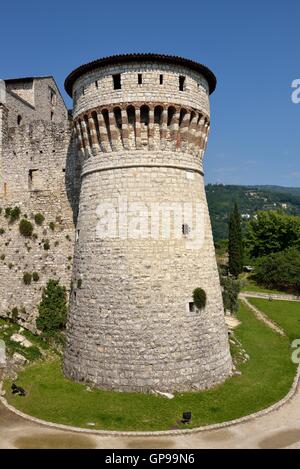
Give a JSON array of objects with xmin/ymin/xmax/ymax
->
[
  {"xmin": 4, "ymin": 302, "xmax": 296, "ymax": 431},
  {"xmin": 0, "ymin": 318, "xmax": 47, "ymax": 361},
  {"xmin": 247, "ymin": 298, "xmax": 300, "ymax": 341}
]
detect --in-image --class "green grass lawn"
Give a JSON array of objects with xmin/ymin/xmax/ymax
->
[
  {"xmin": 4, "ymin": 302, "xmax": 297, "ymax": 431},
  {"xmin": 247, "ymin": 298, "xmax": 300, "ymax": 342}
]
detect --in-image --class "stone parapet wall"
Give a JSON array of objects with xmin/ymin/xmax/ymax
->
[{"xmin": 72, "ymin": 62, "xmax": 210, "ymax": 119}]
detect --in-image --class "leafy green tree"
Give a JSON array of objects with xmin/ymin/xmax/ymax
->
[
  {"xmin": 228, "ymin": 203, "xmax": 244, "ymax": 277},
  {"xmin": 246, "ymin": 211, "xmax": 300, "ymax": 258},
  {"xmin": 253, "ymin": 247, "xmax": 300, "ymax": 293},
  {"xmin": 36, "ymin": 279, "xmax": 67, "ymax": 335}
]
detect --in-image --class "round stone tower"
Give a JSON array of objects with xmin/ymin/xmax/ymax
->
[{"xmin": 63, "ymin": 53, "xmax": 232, "ymax": 392}]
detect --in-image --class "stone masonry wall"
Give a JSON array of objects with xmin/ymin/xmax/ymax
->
[
  {"xmin": 0, "ymin": 113, "xmax": 79, "ymax": 330},
  {"xmin": 5, "ymin": 77, "xmax": 68, "ymax": 128},
  {"xmin": 64, "ymin": 59, "xmax": 232, "ymax": 392}
]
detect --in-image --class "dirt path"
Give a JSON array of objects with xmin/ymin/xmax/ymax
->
[
  {"xmin": 239, "ymin": 296, "xmax": 286, "ymax": 336},
  {"xmin": 1, "ymin": 381, "xmax": 300, "ymax": 449},
  {"xmin": 240, "ymin": 292, "xmax": 300, "ymax": 302}
]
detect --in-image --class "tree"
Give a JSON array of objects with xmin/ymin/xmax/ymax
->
[
  {"xmin": 253, "ymin": 247, "xmax": 300, "ymax": 293},
  {"xmin": 36, "ymin": 279, "xmax": 67, "ymax": 335},
  {"xmin": 246, "ymin": 211, "xmax": 300, "ymax": 258},
  {"xmin": 228, "ymin": 203, "xmax": 244, "ymax": 277}
]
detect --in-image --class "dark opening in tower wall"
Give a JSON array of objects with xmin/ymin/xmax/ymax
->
[
  {"xmin": 113, "ymin": 74, "xmax": 121, "ymax": 90},
  {"xmin": 179, "ymin": 75, "xmax": 186, "ymax": 91}
]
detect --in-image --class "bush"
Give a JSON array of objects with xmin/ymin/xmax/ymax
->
[
  {"xmin": 5, "ymin": 207, "xmax": 11, "ymax": 219},
  {"xmin": 193, "ymin": 288, "xmax": 207, "ymax": 309},
  {"xmin": 0, "ymin": 254, "xmax": 5, "ymax": 261},
  {"xmin": 49, "ymin": 222, "xmax": 55, "ymax": 231},
  {"xmin": 221, "ymin": 276, "xmax": 240, "ymax": 314},
  {"xmin": 11, "ymin": 307, "xmax": 19, "ymax": 323},
  {"xmin": 23, "ymin": 272, "xmax": 32, "ymax": 285},
  {"xmin": 34, "ymin": 213, "xmax": 45, "ymax": 225},
  {"xmin": 77, "ymin": 279, "xmax": 82, "ymax": 288},
  {"xmin": 36, "ymin": 279, "xmax": 67, "ymax": 335},
  {"xmin": 0, "ymin": 228, "xmax": 5, "ymax": 235},
  {"xmin": 253, "ymin": 247, "xmax": 300, "ymax": 293},
  {"xmin": 43, "ymin": 240, "xmax": 50, "ymax": 250},
  {"xmin": 9, "ymin": 206, "xmax": 21, "ymax": 222},
  {"xmin": 32, "ymin": 272, "xmax": 39, "ymax": 282},
  {"xmin": 19, "ymin": 219, "xmax": 33, "ymax": 237}
]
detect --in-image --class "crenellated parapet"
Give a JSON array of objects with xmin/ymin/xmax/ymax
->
[{"xmin": 74, "ymin": 102, "xmax": 210, "ymax": 159}]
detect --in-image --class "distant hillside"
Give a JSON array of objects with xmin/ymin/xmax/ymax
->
[{"xmin": 205, "ymin": 184, "xmax": 300, "ymax": 241}]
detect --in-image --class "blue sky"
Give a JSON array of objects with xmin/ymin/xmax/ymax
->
[{"xmin": 0, "ymin": 0, "xmax": 299, "ymax": 186}]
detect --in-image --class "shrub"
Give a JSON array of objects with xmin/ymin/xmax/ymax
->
[
  {"xmin": 221, "ymin": 276, "xmax": 240, "ymax": 315},
  {"xmin": 19, "ymin": 219, "xmax": 33, "ymax": 237},
  {"xmin": 49, "ymin": 222, "xmax": 55, "ymax": 231},
  {"xmin": 193, "ymin": 288, "xmax": 207, "ymax": 309},
  {"xmin": 8, "ymin": 263, "xmax": 13, "ymax": 269},
  {"xmin": 253, "ymin": 247, "xmax": 300, "ymax": 293},
  {"xmin": 0, "ymin": 228, "xmax": 5, "ymax": 235},
  {"xmin": 9, "ymin": 206, "xmax": 21, "ymax": 222},
  {"xmin": 77, "ymin": 279, "xmax": 82, "ymax": 288},
  {"xmin": 54, "ymin": 240, "xmax": 59, "ymax": 247},
  {"xmin": 43, "ymin": 240, "xmax": 50, "ymax": 250},
  {"xmin": 32, "ymin": 233, "xmax": 38, "ymax": 240},
  {"xmin": 0, "ymin": 254, "xmax": 5, "ymax": 261},
  {"xmin": 32, "ymin": 272, "xmax": 39, "ymax": 282},
  {"xmin": 5, "ymin": 207, "xmax": 11, "ymax": 219},
  {"xmin": 36, "ymin": 279, "xmax": 67, "ymax": 335},
  {"xmin": 34, "ymin": 213, "xmax": 45, "ymax": 225},
  {"xmin": 11, "ymin": 307, "xmax": 19, "ymax": 323},
  {"xmin": 23, "ymin": 272, "xmax": 32, "ymax": 285}
]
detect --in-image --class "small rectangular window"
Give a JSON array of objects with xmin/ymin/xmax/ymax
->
[
  {"xmin": 182, "ymin": 223, "xmax": 190, "ymax": 235},
  {"xmin": 179, "ymin": 75, "xmax": 185, "ymax": 91},
  {"xmin": 28, "ymin": 169, "xmax": 43, "ymax": 191},
  {"xmin": 113, "ymin": 74, "xmax": 121, "ymax": 90},
  {"xmin": 159, "ymin": 74, "xmax": 163, "ymax": 85},
  {"xmin": 138, "ymin": 73, "xmax": 142, "ymax": 84}
]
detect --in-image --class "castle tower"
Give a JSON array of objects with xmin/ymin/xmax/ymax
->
[{"xmin": 63, "ymin": 54, "xmax": 232, "ymax": 392}]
